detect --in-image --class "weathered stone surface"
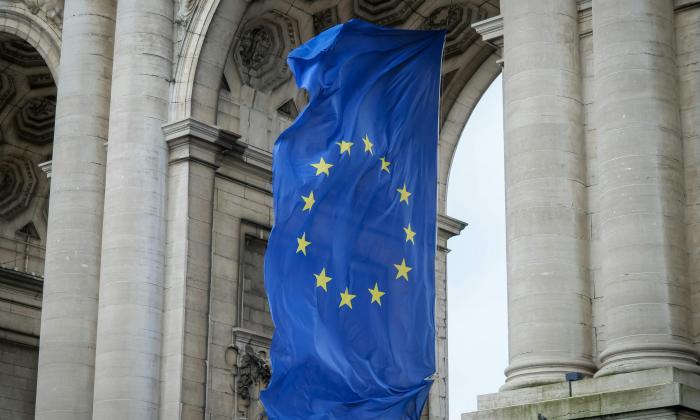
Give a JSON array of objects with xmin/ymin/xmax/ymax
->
[
  {"xmin": 593, "ymin": 0, "xmax": 698, "ymax": 378},
  {"xmin": 501, "ymin": 0, "xmax": 593, "ymax": 391},
  {"xmin": 464, "ymin": 368, "xmax": 700, "ymax": 419},
  {"xmin": 233, "ymin": 10, "xmax": 300, "ymax": 92},
  {"xmin": 3, "ymin": 0, "xmax": 697, "ymax": 419}
]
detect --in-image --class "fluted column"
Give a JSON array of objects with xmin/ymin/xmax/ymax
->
[
  {"xmin": 92, "ymin": 0, "xmax": 173, "ymax": 417},
  {"xmin": 35, "ymin": 1, "xmax": 116, "ymax": 419},
  {"xmin": 594, "ymin": 0, "xmax": 699, "ymax": 376},
  {"xmin": 501, "ymin": 0, "xmax": 593, "ymax": 390}
]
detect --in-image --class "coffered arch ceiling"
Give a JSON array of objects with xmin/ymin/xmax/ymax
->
[
  {"xmin": 174, "ymin": 0, "xmax": 501, "ymax": 211},
  {"xmin": 0, "ymin": 32, "xmax": 56, "ymax": 276}
]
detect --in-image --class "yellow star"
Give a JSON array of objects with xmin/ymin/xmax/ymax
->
[
  {"xmin": 394, "ymin": 258, "xmax": 412, "ymax": 281},
  {"xmin": 339, "ymin": 287, "xmax": 356, "ymax": 309},
  {"xmin": 397, "ymin": 183, "xmax": 411, "ymax": 205},
  {"xmin": 336, "ymin": 140, "xmax": 354, "ymax": 155},
  {"xmin": 311, "ymin": 157, "xmax": 333, "ymax": 176},
  {"xmin": 380, "ymin": 157, "xmax": 391, "ymax": 173},
  {"xmin": 404, "ymin": 224, "xmax": 416, "ymax": 244},
  {"xmin": 301, "ymin": 191, "xmax": 315, "ymax": 212},
  {"xmin": 314, "ymin": 268, "xmax": 332, "ymax": 291},
  {"xmin": 368, "ymin": 282, "xmax": 385, "ymax": 305},
  {"xmin": 362, "ymin": 135, "xmax": 374, "ymax": 155},
  {"xmin": 296, "ymin": 232, "xmax": 311, "ymax": 256}
]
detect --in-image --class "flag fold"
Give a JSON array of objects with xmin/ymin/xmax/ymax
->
[{"xmin": 262, "ymin": 19, "xmax": 445, "ymax": 419}]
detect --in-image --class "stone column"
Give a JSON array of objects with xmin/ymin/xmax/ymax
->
[
  {"xmin": 92, "ymin": 0, "xmax": 173, "ymax": 417},
  {"xmin": 678, "ymin": 2, "xmax": 700, "ymax": 355},
  {"xmin": 35, "ymin": 1, "xmax": 116, "ymax": 419},
  {"xmin": 501, "ymin": 0, "xmax": 593, "ymax": 390},
  {"xmin": 594, "ymin": 0, "xmax": 699, "ymax": 376}
]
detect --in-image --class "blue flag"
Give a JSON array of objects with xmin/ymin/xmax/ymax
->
[{"xmin": 262, "ymin": 19, "xmax": 445, "ymax": 419}]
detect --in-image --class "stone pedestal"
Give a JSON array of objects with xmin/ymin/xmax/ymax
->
[{"xmin": 463, "ymin": 368, "xmax": 700, "ymax": 419}]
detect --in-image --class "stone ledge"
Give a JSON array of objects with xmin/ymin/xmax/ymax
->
[{"xmin": 463, "ymin": 368, "xmax": 700, "ymax": 419}]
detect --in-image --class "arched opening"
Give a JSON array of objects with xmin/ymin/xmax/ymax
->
[
  {"xmin": 0, "ymin": 32, "xmax": 56, "ymax": 419},
  {"xmin": 166, "ymin": 1, "xmax": 504, "ymax": 417},
  {"xmin": 446, "ymin": 74, "xmax": 506, "ymax": 418}
]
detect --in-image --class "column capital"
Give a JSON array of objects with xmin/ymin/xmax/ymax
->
[{"xmin": 163, "ymin": 118, "xmax": 243, "ymax": 168}]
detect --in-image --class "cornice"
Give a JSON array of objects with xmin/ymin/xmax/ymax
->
[
  {"xmin": 438, "ymin": 213, "xmax": 467, "ymax": 239},
  {"xmin": 163, "ymin": 118, "xmax": 243, "ymax": 167},
  {"xmin": 472, "ymin": 15, "xmax": 503, "ymax": 50}
]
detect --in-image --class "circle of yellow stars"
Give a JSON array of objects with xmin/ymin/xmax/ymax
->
[{"xmin": 295, "ymin": 134, "xmax": 418, "ymax": 310}]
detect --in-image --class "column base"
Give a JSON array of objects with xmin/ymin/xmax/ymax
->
[
  {"xmin": 501, "ymin": 356, "xmax": 596, "ymax": 391},
  {"xmin": 463, "ymin": 367, "xmax": 700, "ymax": 420},
  {"xmin": 596, "ymin": 342, "xmax": 700, "ymax": 378}
]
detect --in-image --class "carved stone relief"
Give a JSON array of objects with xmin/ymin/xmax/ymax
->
[
  {"xmin": 0, "ymin": 156, "xmax": 37, "ymax": 221},
  {"xmin": 422, "ymin": 4, "xmax": 488, "ymax": 59},
  {"xmin": 231, "ymin": 329, "xmax": 272, "ymax": 420},
  {"xmin": 15, "ymin": 96, "xmax": 56, "ymax": 145},
  {"xmin": 175, "ymin": 0, "xmax": 200, "ymax": 24},
  {"xmin": 233, "ymin": 10, "xmax": 301, "ymax": 92},
  {"xmin": 10, "ymin": 0, "xmax": 64, "ymax": 28},
  {"xmin": 353, "ymin": 0, "xmax": 425, "ymax": 26}
]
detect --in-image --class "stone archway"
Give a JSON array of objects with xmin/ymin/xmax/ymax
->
[
  {"xmin": 0, "ymin": 29, "xmax": 57, "ymax": 420},
  {"xmin": 165, "ymin": 1, "xmax": 502, "ymax": 418}
]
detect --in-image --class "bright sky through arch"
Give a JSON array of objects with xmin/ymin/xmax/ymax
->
[{"xmin": 447, "ymin": 74, "xmax": 507, "ymax": 419}]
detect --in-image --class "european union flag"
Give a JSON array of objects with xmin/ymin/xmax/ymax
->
[{"xmin": 262, "ymin": 19, "xmax": 445, "ymax": 419}]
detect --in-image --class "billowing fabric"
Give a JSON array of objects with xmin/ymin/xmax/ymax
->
[{"xmin": 261, "ymin": 19, "xmax": 444, "ymax": 419}]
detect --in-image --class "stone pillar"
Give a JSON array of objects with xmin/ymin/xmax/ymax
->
[
  {"xmin": 160, "ymin": 119, "xmax": 240, "ymax": 419},
  {"xmin": 678, "ymin": 2, "xmax": 700, "ymax": 355},
  {"xmin": 501, "ymin": 0, "xmax": 593, "ymax": 390},
  {"xmin": 35, "ymin": 1, "xmax": 116, "ymax": 419},
  {"xmin": 594, "ymin": 0, "xmax": 699, "ymax": 376},
  {"xmin": 92, "ymin": 0, "xmax": 173, "ymax": 417}
]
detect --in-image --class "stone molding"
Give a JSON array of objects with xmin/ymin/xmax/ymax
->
[
  {"xmin": 175, "ymin": 0, "xmax": 200, "ymax": 24},
  {"xmin": 675, "ymin": 0, "xmax": 700, "ymax": 11},
  {"xmin": 465, "ymin": 367, "xmax": 700, "ymax": 419},
  {"xmin": 163, "ymin": 117, "xmax": 243, "ymax": 167},
  {"xmin": 437, "ymin": 213, "xmax": 467, "ymax": 239},
  {"xmin": 0, "ymin": 266, "xmax": 43, "ymax": 292},
  {"xmin": 37, "ymin": 160, "xmax": 51, "ymax": 179},
  {"xmin": 472, "ymin": 15, "xmax": 502, "ymax": 50}
]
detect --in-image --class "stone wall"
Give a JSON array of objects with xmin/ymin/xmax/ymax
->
[
  {"xmin": 209, "ymin": 163, "xmax": 273, "ymax": 420},
  {"xmin": 0, "ymin": 341, "xmax": 38, "ymax": 420}
]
